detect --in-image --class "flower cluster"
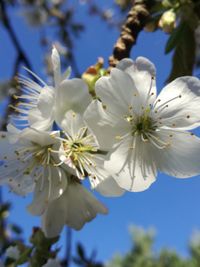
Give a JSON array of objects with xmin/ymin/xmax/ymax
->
[{"xmin": 1, "ymin": 47, "xmax": 200, "ymax": 237}]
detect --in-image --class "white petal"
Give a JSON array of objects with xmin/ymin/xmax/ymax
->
[
  {"xmin": 95, "ymin": 68, "xmax": 140, "ymax": 116},
  {"xmin": 52, "ymin": 46, "xmax": 61, "ymax": 87},
  {"xmin": 28, "ymin": 108, "xmax": 53, "ymax": 131},
  {"xmin": 116, "ymin": 58, "xmax": 134, "ymax": 70},
  {"xmin": 0, "ymin": 133, "xmax": 34, "ymax": 195},
  {"xmin": 20, "ymin": 128, "xmax": 59, "ymax": 147},
  {"xmin": 55, "ymin": 78, "xmax": 90, "ymax": 126},
  {"xmin": 105, "ymin": 135, "xmax": 156, "ymax": 192},
  {"xmin": 85, "ymin": 156, "xmax": 125, "ymax": 197},
  {"xmin": 153, "ymin": 76, "xmax": 200, "ymax": 130},
  {"xmin": 61, "ymin": 66, "xmax": 71, "ymax": 81},
  {"xmin": 152, "ymin": 129, "xmax": 200, "ymax": 178},
  {"xmin": 60, "ymin": 110, "xmax": 85, "ymax": 137},
  {"xmin": 117, "ymin": 57, "xmax": 157, "ymax": 106},
  {"xmin": 28, "ymin": 86, "xmax": 55, "ymax": 131},
  {"xmin": 27, "ymin": 172, "xmax": 49, "ymax": 216},
  {"xmin": 42, "ymin": 182, "xmax": 108, "ymax": 238},
  {"xmin": 84, "ymin": 100, "xmax": 128, "ymax": 150},
  {"xmin": 6, "ymin": 124, "xmax": 21, "ymax": 144},
  {"xmin": 27, "ymin": 167, "xmax": 67, "ymax": 216},
  {"xmin": 37, "ymin": 87, "xmax": 55, "ymax": 116},
  {"xmin": 90, "ymin": 175, "xmax": 125, "ymax": 197}
]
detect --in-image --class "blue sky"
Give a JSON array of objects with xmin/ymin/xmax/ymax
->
[{"xmin": 1, "ymin": 0, "xmax": 200, "ymax": 264}]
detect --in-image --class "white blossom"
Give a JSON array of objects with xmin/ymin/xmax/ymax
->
[
  {"xmin": 12, "ymin": 47, "xmax": 90, "ymax": 130},
  {"xmin": 85, "ymin": 57, "xmax": 200, "ymax": 192},
  {"xmin": 0, "ymin": 125, "xmax": 108, "ymax": 235},
  {"xmin": 53, "ymin": 110, "xmax": 124, "ymax": 197},
  {"xmin": 5, "ymin": 246, "xmax": 20, "ymax": 260},
  {"xmin": 0, "ymin": 126, "xmax": 67, "ymax": 214},
  {"xmin": 42, "ymin": 181, "xmax": 108, "ymax": 238}
]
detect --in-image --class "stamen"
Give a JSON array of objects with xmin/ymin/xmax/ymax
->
[
  {"xmin": 146, "ymin": 132, "xmax": 170, "ymax": 149},
  {"xmin": 22, "ymin": 67, "xmax": 47, "ymax": 87},
  {"xmin": 153, "ymin": 94, "xmax": 182, "ymax": 112}
]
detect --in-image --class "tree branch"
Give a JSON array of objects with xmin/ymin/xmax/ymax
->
[{"xmin": 109, "ymin": 0, "xmax": 152, "ymax": 67}]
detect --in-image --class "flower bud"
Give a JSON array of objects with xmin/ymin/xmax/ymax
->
[{"xmin": 158, "ymin": 10, "xmax": 176, "ymax": 33}]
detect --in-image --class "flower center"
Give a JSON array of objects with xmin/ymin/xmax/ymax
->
[
  {"xmin": 134, "ymin": 114, "xmax": 155, "ymax": 135},
  {"xmin": 33, "ymin": 144, "xmax": 54, "ymax": 166},
  {"xmin": 126, "ymin": 108, "xmax": 156, "ymax": 138},
  {"xmin": 63, "ymin": 140, "xmax": 97, "ymax": 163},
  {"xmin": 14, "ymin": 143, "xmax": 55, "ymax": 174}
]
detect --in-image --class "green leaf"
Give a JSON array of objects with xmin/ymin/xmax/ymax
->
[
  {"xmin": 165, "ymin": 23, "xmax": 186, "ymax": 54},
  {"xmin": 166, "ymin": 23, "xmax": 196, "ymax": 83}
]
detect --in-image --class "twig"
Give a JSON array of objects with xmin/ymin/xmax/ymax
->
[{"xmin": 109, "ymin": 0, "xmax": 152, "ymax": 67}]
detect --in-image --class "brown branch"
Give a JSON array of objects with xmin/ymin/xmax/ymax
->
[{"xmin": 109, "ymin": 0, "xmax": 152, "ymax": 67}]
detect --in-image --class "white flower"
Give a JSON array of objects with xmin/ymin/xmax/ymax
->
[
  {"xmin": 5, "ymin": 246, "xmax": 20, "ymax": 260},
  {"xmin": 53, "ymin": 110, "xmax": 124, "ymax": 197},
  {"xmin": 12, "ymin": 47, "xmax": 90, "ymax": 130},
  {"xmin": 42, "ymin": 258, "xmax": 61, "ymax": 267},
  {"xmin": 0, "ymin": 126, "xmax": 67, "ymax": 214},
  {"xmin": 42, "ymin": 180, "xmax": 108, "ymax": 238},
  {"xmin": 85, "ymin": 57, "xmax": 200, "ymax": 192},
  {"xmin": 0, "ymin": 125, "xmax": 108, "ymax": 235}
]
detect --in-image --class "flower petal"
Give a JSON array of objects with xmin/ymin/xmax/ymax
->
[
  {"xmin": 55, "ymin": 78, "xmax": 90, "ymax": 126},
  {"xmin": 0, "ymin": 132, "xmax": 35, "ymax": 195},
  {"xmin": 84, "ymin": 100, "xmax": 128, "ymax": 150},
  {"xmin": 90, "ymin": 175, "xmax": 125, "ymax": 197},
  {"xmin": 28, "ymin": 86, "xmax": 55, "ymax": 131},
  {"xmin": 117, "ymin": 57, "xmax": 157, "ymax": 106},
  {"xmin": 27, "ymin": 166, "xmax": 67, "ymax": 216},
  {"xmin": 42, "ymin": 182, "xmax": 108, "ymax": 237},
  {"xmin": 95, "ymin": 68, "xmax": 140, "ymax": 116},
  {"xmin": 152, "ymin": 129, "xmax": 200, "ymax": 178},
  {"xmin": 28, "ymin": 108, "xmax": 53, "ymax": 131},
  {"xmin": 105, "ymin": 135, "xmax": 156, "ymax": 192},
  {"xmin": 153, "ymin": 77, "xmax": 200, "ymax": 130},
  {"xmin": 86, "ymin": 156, "xmax": 125, "ymax": 197},
  {"xmin": 60, "ymin": 110, "xmax": 85, "ymax": 137},
  {"xmin": 51, "ymin": 46, "xmax": 61, "ymax": 87}
]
